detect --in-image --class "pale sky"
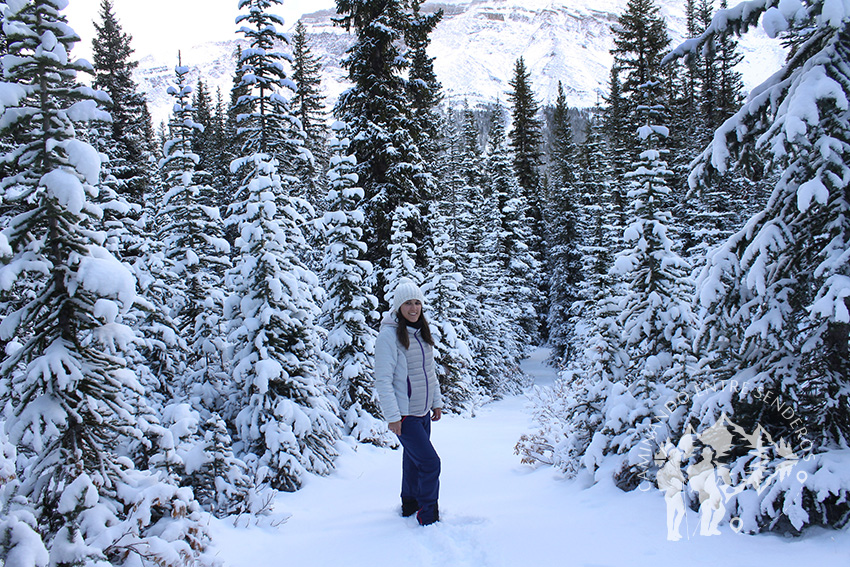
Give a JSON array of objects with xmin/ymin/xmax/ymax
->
[{"xmin": 64, "ymin": 0, "xmax": 338, "ymax": 61}]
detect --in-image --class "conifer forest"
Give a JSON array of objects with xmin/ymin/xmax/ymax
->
[{"xmin": 1, "ymin": 0, "xmax": 849, "ymax": 565}]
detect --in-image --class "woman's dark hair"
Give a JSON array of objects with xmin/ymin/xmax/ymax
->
[{"xmin": 396, "ymin": 311, "xmax": 435, "ymax": 349}]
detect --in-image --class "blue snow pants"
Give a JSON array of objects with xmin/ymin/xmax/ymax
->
[{"xmin": 399, "ymin": 412, "xmax": 440, "ymax": 519}]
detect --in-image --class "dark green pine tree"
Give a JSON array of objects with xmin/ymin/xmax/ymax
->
[
  {"xmin": 291, "ymin": 19, "xmax": 329, "ymax": 273},
  {"xmin": 191, "ymin": 79, "xmax": 218, "ymax": 203},
  {"xmin": 682, "ymin": 0, "xmax": 701, "ymax": 133},
  {"xmin": 221, "ymin": 45, "xmax": 249, "ymax": 216},
  {"xmin": 291, "ymin": 19, "xmax": 329, "ymax": 190},
  {"xmin": 601, "ymin": 66, "xmax": 630, "ymax": 261},
  {"xmin": 507, "ymin": 56, "xmax": 545, "ymax": 342},
  {"xmin": 611, "ymin": 0, "xmax": 671, "ymax": 160},
  {"xmin": 664, "ymin": 0, "xmax": 708, "ymax": 257},
  {"xmin": 603, "ymin": 65, "xmax": 629, "ymax": 165},
  {"xmin": 90, "ymin": 0, "xmax": 151, "ymax": 205},
  {"xmin": 508, "ymin": 57, "xmax": 544, "ymax": 202},
  {"xmin": 333, "ymin": 0, "xmax": 435, "ymax": 302},
  {"xmin": 507, "ymin": 56, "xmax": 545, "ymax": 239},
  {"xmin": 666, "ymin": 0, "xmax": 716, "ymax": 162},
  {"xmin": 405, "ymin": 0, "xmax": 443, "ymax": 164},
  {"xmin": 210, "ymin": 88, "xmax": 233, "ymax": 204},
  {"xmin": 545, "ymin": 82, "xmax": 583, "ymax": 366}
]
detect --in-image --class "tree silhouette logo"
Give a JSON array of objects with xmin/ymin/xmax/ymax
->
[{"xmin": 654, "ymin": 413, "xmax": 805, "ymax": 540}]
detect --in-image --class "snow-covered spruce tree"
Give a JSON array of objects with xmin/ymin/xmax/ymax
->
[
  {"xmin": 222, "ymin": 45, "xmax": 249, "ymax": 213},
  {"xmin": 426, "ymin": 109, "xmax": 481, "ymax": 413},
  {"xmin": 90, "ymin": 0, "xmax": 151, "ymax": 206},
  {"xmin": 210, "ymin": 89, "xmax": 233, "ymax": 206},
  {"xmin": 121, "ymin": 93, "xmax": 190, "ymax": 417},
  {"xmin": 451, "ymin": 105, "xmax": 516, "ymax": 401},
  {"xmin": 192, "ymin": 80, "xmax": 231, "ymax": 208},
  {"xmin": 159, "ymin": 60, "xmax": 230, "ymax": 412},
  {"xmin": 576, "ymin": 110, "xmax": 620, "ymax": 307},
  {"xmin": 713, "ymin": 0, "xmax": 746, "ymax": 127},
  {"xmin": 455, "ymin": 104, "xmax": 485, "ymax": 285},
  {"xmin": 145, "ymin": 61, "xmax": 255, "ymax": 517},
  {"xmin": 602, "ymin": 85, "xmax": 695, "ymax": 490},
  {"xmin": 195, "ymin": 413, "xmax": 272, "ymax": 517},
  {"xmin": 666, "ymin": 0, "xmax": 850, "ymax": 533},
  {"xmin": 384, "ymin": 202, "xmax": 425, "ymax": 297},
  {"xmin": 87, "ymin": 0, "xmax": 156, "ymax": 311},
  {"xmin": 233, "ymin": 1, "xmax": 309, "ymax": 173},
  {"xmin": 78, "ymin": 0, "xmax": 152, "ymax": 302},
  {"xmin": 433, "ymin": 109, "xmax": 466, "ymax": 255},
  {"xmin": 545, "ymin": 82, "xmax": 584, "ymax": 367},
  {"xmin": 405, "ymin": 0, "xmax": 443, "ymax": 165},
  {"xmin": 291, "ymin": 19, "xmax": 329, "ymax": 218},
  {"xmin": 320, "ymin": 122, "xmax": 392, "ymax": 447},
  {"xmin": 130, "ymin": 210, "xmax": 188, "ymax": 412},
  {"xmin": 507, "ymin": 57, "xmax": 546, "ymax": 339},
  {"xmin": 423, "ymin": 200, "xmax": 477, "ymax": 415},
  {"xmin": 611, "ymin": 0, "xmax": 671, "ymax": 147},
  {"xmin": 0, "ymin": 2, "xmax": 213, "ymax": 565},
  {"xmin": 601, "ymin": 67, "xmax": 632, "ymax": 259},
  {"xmin": 66, "ymin": 0, "xmax": 152, "ymax": 359},
  {"xmin": 291, "ymin": 20, "xmax": 327, "ymax": 168},
  {"xmin": 457, "ymin": 104, "xmax": 531, "ymax": 400},
  {"xmin": 334, "ymin": 0, "xmax": 434, "ymax": 302},
  {"xmin": 508, "ymin": 57, "xmax": 544, "ymax": 242},
  {"xmin": 487, "ymin": 104, "xmax": 539, "ymax": 360},
  {"xmin": 226, "ymin": 0, "xmax": 340, "ymax": 492},
  {"xmin": 151, "ymin": 404, "xmax": 270, "ymax": 519},
  {"xmin": 608, "ymin": 0, "xmax": 672, "ymax": 215}
]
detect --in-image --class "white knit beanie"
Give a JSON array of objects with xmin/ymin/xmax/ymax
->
[{"xmin": 391, "ymin": 277, "xmax": 425, "ymax": 313}]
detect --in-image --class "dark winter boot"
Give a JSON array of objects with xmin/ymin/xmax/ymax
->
[
  {"xmin": 416, "ymin": 502, "xmax": 439, "ymax": 526},
  {"xmin": 401, "ymin": 498, "xmax": 419, "ymax": 518}
]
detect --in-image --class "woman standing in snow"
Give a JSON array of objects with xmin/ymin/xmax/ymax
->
[{"xmin": 374, "ymin": 278, "xmax": 443, "ymax": 526}]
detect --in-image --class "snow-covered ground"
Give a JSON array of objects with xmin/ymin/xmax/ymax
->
[{"xmin": 209, "ymin": 349, "xmax": 849, "ymax": 567}]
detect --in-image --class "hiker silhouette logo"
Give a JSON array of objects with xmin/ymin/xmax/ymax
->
[{"xmin": 654, "ymin": 413, "xmax": 805, "ymax": 540}]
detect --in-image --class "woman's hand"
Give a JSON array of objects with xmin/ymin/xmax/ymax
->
[
  {"xmin": 432, "ymin": 408, "xmax": 442, "ymax": 421},
  {"xmin": 388, "ymin": 420, "xmax": 402, "ymax": 435}
]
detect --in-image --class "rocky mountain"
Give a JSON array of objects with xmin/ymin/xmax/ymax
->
[{"xmin": 135, "ymin": 0, "xmax": 786, "ymax": 125}]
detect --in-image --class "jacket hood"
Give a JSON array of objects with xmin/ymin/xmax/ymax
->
[{"xmin": 380, "ymin": 310, "xmax": 399, "ymax": 328}]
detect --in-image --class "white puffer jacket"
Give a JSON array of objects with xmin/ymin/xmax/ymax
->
[{"xmin": 374, "ymin": 312, "xmax": 442, "ymax": 423}]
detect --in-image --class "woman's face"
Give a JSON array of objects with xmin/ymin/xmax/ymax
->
[{"xmin": 399, "ymin": 299, "xmax": 422, "ymax": 323}]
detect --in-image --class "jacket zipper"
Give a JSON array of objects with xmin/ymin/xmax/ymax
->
[{"xmin": 414, "ymin": 330, "xmax": 429, "ymax": 412}]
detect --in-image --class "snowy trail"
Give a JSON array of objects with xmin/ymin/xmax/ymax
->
[{"xmin": 209, "ymin": 349, "xmax": 849, "ymax": 567}]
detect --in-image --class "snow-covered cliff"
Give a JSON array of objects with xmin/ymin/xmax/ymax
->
[{"xmin": 135, "ymin": 0, "xmax": 786, "ymax": 124}]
